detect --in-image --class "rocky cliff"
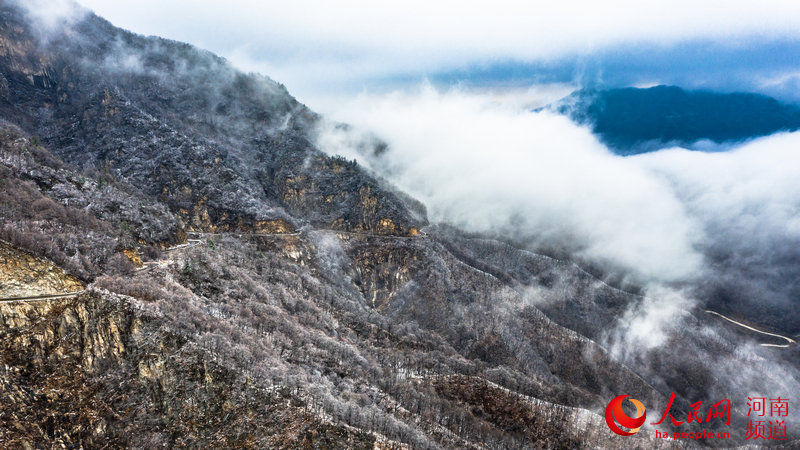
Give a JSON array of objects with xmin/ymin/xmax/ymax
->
[{"xmin": 0, "ymin": 241, "xmax": 83, "ymax": 297}]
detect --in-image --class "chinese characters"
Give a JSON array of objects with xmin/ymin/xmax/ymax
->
[{"xmin": 746, "ymin": 397, "xmax": 789, "ymax": 440}]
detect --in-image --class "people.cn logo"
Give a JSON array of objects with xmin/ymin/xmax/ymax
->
[{"xmin": 605, "ymin": 395, "xmax": 647, "ymax": 436}]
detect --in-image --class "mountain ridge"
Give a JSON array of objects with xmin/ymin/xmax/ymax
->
[
  {"xmin": 0, "ymin": 1, "xmax": 424, "ymax": 238},
  {"xmin": 553, "ymin": 84, "xmax": 800, "ymax": 154}
]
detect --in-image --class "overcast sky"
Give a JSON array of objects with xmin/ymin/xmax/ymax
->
[{"xmin": 75, "ymin": 1, "xmax": 800, "ymax": 105}]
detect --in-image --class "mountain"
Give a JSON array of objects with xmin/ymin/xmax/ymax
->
[
  {"xmin": 0, "ymin": 2, "xmax": 797, "ymax": 448},
  {"xmin": 555, "ymin": 85, "xmax": 800, "ymax": 154},
  {"xmin": 0, "ymin": 2, "xmax": 425, "ymax": 238}
]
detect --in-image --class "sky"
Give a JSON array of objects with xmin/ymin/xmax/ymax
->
[{"xmin": 74, "ymin": 0, "xmax": 800, "ymax": 107}]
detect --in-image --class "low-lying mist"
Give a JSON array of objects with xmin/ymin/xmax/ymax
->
[
  {"xmin": 314, "ymin": 84, "xmax": 800, "ymax": 334},
  {"xmin": 316, "ymin": 85, "xmax": 705, "ymax": 283}
]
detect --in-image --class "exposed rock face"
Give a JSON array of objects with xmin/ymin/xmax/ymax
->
[
  {"xmin": 0, "ymin": 291, "xmax": 380, "ymax": 448},
  {"xmin": 344, "ymin": 235, "xmax": 424, "ymax": 309},
  {"xmin": 0, "ymin": 241, "xmax": 83, "ymax": 297}
]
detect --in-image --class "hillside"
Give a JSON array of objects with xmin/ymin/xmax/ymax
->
[
  {"xmin": 0, "ymin": 1, "xmax": 797, "ymax": 448},
  {"xmin": 0, "ymin": 125, "xmax": 669, "ymax": 448}
]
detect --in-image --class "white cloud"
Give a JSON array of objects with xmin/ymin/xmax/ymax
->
[
  {"xmin": 18, "ymin": 0, "xmax": 89, "ymax": 36},
  {"xmin": 610, "ymin": 285, "xmax": 692, "ymax": 353},
  {"xmin": 315, "ymin": 85, "xmax": 704, "ymax": 282},
  {"xmin": 75, "ymin": 1, "xmax": 800, "ymax": 59},
  {"xmin": 311, "ymin": 85, "xmax": 800, "ymax": 376},
  {"xmin": 315, "ymin": 85, "xmax": 800, "ymax": 287},
  {"xmin": 636, "ymin": 133, "xmax": 800, "ymax": 263},
  {"xmin": 76, "ymin": 0, "xmax": 800, "ymax": 103}
]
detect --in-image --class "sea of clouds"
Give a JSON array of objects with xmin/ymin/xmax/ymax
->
[
  {"xmin": 314, "ymin": 84, "xmax": 800, "ymax": 357},
  {"xmin": 316, "ymin": 85, "xmax": 800, "ymax": 284}
]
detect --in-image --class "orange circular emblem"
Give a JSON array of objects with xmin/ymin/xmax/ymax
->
[{"xmin": 605, "ymin": 395, "xmax": 647, "ymax": 436}]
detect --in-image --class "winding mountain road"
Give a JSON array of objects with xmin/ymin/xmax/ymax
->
[
  {"xmin": 2, "ymin": 231, "xmax": 796, "ymax": 354},
  {"xmin": 0, "ymin": 230, "xmax": 413, "ymax": 302},
  {"xmin": 706, "ymin": 310, "xmax": 796, "ymax": 348},
  {"xmin": 188, "ymin": 229, "xmax": 425, "ymax": 239},
  {"xmin": 163, "ymin": 238, "xmax": 203, "ymax": 252},
  {"xmin": 0, "ymin": 291, "xmax": 85, "ymax": 303},
  {"xmin": 1, "ymin": 239, "xmax": 205, "ymax": 301}
]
